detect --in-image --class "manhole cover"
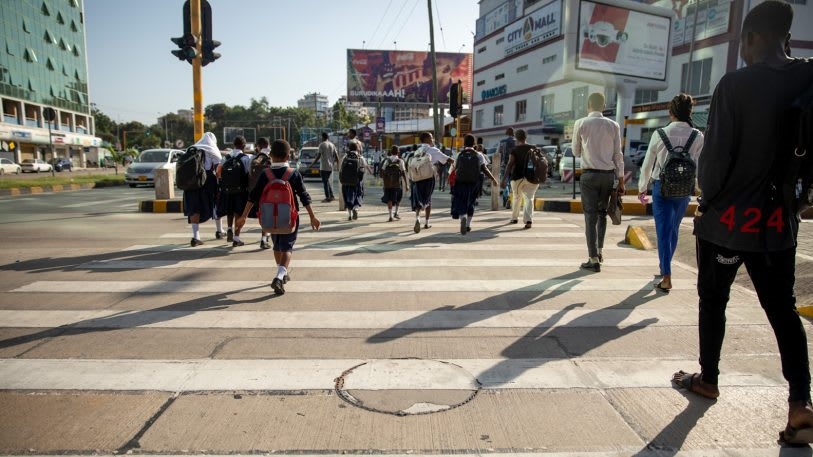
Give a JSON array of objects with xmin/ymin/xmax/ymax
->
[{"xmin": 335, "ymin": 358, "xmax": 480, "ymax": 416}]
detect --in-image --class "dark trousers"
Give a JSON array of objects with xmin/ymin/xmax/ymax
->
[
  {"xmin": 580, "ymin": 171, "xmax": 614, "ymax": 258},
  {"xmin": 320, "ymin": 170, "xmax": 334, "ymax": 199},
  {"xmin": 696, "ymin": 237, "xmax": 810, "ymax": 402}
]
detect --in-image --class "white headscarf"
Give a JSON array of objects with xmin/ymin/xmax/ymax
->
[{"xmin": 192, "ymin": 132, "xmax": 222, "ymax": 164}]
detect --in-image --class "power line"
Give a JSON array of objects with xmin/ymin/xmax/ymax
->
[
  {"xmin": 390, "ymin": 0, "xmax": 421, "ymax": 47},
  {"xmin": 378, "ymin": 0, "xmax": 411, "ymax": 49},
  {"xmin": 434, "ymin": 0, "xmax": 446, "ymax": 51},
  {"xmin": 367, "ymin": 0, "xmax": 395, "ymax": 48}
]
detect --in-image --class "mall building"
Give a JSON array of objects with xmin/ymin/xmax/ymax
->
[
  {"xmin": 471, "ymin": 0, "xmax": 813, "ymax": 150},
  {"xmin": 0, "ymin": 0, "xmax": 102, "ymax": 167}
]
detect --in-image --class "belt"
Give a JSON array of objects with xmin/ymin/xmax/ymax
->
[{"xmin": 582, "ymin": 169, "xmax": 615, "ymax": 174}]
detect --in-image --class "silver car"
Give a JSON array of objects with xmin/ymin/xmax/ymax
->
[
  {"xmin": 0, "ymin": 158, "xmax": 21, "ymax": 175},
  {"xmin": 20, "ymin": 159, "xmax": 53, "ymax": 173},
  {"xmin": 125, "ymin": 149, "xmax": 184, "ymax": 187}
]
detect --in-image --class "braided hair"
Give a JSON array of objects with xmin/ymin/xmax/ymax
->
[{"xmin": 669, "ymin": 93, "xmax": 695, "ymax": 128}]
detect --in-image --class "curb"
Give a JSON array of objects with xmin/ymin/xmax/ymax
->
[
  {"xmin": 139, "ymin": 200, "xmax": 183, "ymax": 213},
  {"xmin": 534, "ymin": 198, "xmax": 698, "ymax": 217},
  {"xmin": 0, "ymin": 181, "xmax": 124, "ymax": 196}
]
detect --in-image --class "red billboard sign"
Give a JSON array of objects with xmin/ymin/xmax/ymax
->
[{"xmin": 347, "ymin": 49, "xmax": 472, "ymax": 104}]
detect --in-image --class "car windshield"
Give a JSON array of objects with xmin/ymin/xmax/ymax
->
[
  {"xmin": 138, "ymin": 150, "xmax": 169, "ymax": 163},
  {"xmin": 300, "ymin": 150, "xmax": 318, "ymax": 161},
  {"xmin": 22, "ymin": 159, "xmax": 34, "ymax": 164}
]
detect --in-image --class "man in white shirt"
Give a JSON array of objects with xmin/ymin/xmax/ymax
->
[
  {"xmin": 572, "ymin": 92, "xmax": 625, "ymax": 272},
  {"xmin": 409, "ymin": 131, "xmax": 453, "ymax": 233}
]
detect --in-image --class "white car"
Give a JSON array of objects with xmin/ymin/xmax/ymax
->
[
  {"xmin": 125, "ymin": 149, "xmax": 184, "ymax": 187},
  {"xmin": 20, "ymin": 159, "xmax": 53, "ymax": 173},
  {"xmin": 0, "ymin": 158, "xmax": 21, "ymax": 175},
  {"xmin": 557, "ymin": 143, "xmax": 581, "ymax": 179}
]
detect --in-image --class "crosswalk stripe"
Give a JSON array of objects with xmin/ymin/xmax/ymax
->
[
  {"xmin": 159, "ymin": 231, "xmax": 592, "ymax": 239},
  {"xmin": 81, "ymin": 258, "xmax": 659, "ymax": 269},
  {"xmin": 10, "ymin": 279, "xmax": 693, "ymax": 294},
  {"xmin": 122, "ymin": 243, "xmax": 626, "ymax": 252},
  {"xmin": 0, "ymin": 357, "xmax": 782, "ymax": 391}
]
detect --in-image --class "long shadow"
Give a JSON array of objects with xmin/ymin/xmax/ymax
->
[
  {"xmin": 630, "ymin": 399, "xmax": 714, "ymax": 456},
  {"xmin": 367, "ymin": 270, "xmax": 593, "ymax": 342}
]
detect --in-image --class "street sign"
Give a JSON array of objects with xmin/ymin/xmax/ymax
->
[
  {"xmin": 450, "ymin": 127, "xmax": 457, "ymax": 137},
  {"xmin": 376, "ymin": 117, "xmax": 385, "ymax": 134},
  {"xmin": 363, "ymin": 130, "xmax": 371, "ymax": 141},
  {"xmin": 43, "ymin": 108, "xmax": 56, "ymax": 122}
]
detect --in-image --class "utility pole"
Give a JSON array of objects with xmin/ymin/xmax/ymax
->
[
  {"xmin": 191, "ymin": 0, "xmax": 204, "ymax": 140},
  {"xmin": 427, "ymin": 0, "xmax": 441, "ymax": 144}
]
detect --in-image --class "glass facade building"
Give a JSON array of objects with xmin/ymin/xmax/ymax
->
[{"xmin": 0, "ymin": 0, "xmax": 101, "ymax": 166}]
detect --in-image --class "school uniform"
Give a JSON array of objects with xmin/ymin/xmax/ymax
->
[
  {"xmin": 410, "ymin": 144, "xmax": 452, "ymax": 211},
  {"xmin": 380, "ymin": 156, "xmax": 406, "ymax": 205},
  {"xmin": 183, "ymin": 133, "xmax": 222, "ymax": 224},
  {"xmin": 217, "ymin": 150, "xmax": 253, "ymax": 218},
  {"xmin": 341, "ymin": 155, "xmax": 368, "ymax": 211},
  {"xmin": 451, "ymin": 148, "xmax": 487, "ymax": 220},
  {"xmin": 247, "ymin": 163, "xmax": 312, "ymax": 253}
]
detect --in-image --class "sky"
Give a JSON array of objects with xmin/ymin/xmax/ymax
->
[{"xmin": 84, "ymin": 0, "xmax": 480, "ymax": 126}]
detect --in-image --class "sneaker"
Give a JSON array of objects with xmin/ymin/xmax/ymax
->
[
  {"xmin": 393, "ymin": 213, "xmax": 400, "ymax": 220},
  {"xmin": 352, "ymin": 208, "xmax": 358, "ymax": 220},
  {"xmin": 260, "ymin": 239, "xmax": 270, "ymax": 249},
  {"xmin": 424, "ymin": 223, "xmax": 431, "ymax": 229},
  {"xmin": 226, "ymin": 229, "xmax": 234, "ymax": 242},
  {"xmin": 215, "ymin": 231, "xmax": 225, "ymax": 240},
  {"xmin": 524, "ymin": 221, "xmax": 532, "ymax": 229},
  {"xmin": 580, "ymin": 260, "xmax": 601, "ymax": 272},
  {"xmin": 460, "ymin": 216, "xmax": 467, "ymax": 235},
  {"xmin": 190, "ymin": 238, "xmax": 203, "ymax": 247},
  {"xmin": 232, "ymin": 240, "xmax": 245, "ymax": 247},
  {"xmin": 271, "ymin": 277, "xmax": 285, "ymax": 295},
  {"xmin": 510, "ymin": 219, "xmax": 518, "ymax": 224},
  {"xmin": 414, "ymin": 220, "xmax": 421, "ymax": 233}
]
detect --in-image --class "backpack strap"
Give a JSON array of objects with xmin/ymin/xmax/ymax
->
[
  {"xmin": 683, "ymin": 129, "xmax": 699, "ymax": 155},
  {"xmin": 656, "ymin": 128, "xmax": 674, "ymax": 154},
  {"xmin": 281, "ymin": 167, "xmax": 294, "ymax": 181}
]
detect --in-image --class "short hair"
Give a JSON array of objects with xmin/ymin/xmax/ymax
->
[
  {"xmin": 321, "ymin": 132, "xmax": 328, "ymax": 141},
  {"xmin": 347, "ymin": 141, "xmax": 359, "ymax": 152},
  {"xmin": 419, "ymin": 132, "xmax": 433, "ymax": 143},
  {"xmin": 477, "ymin": 137, "xmax": 484, "ymax": 145},
  {"xmin": 412, "ymin": 144, "xmax": 418, "ymax": 151},
  {"xmin": 505, "ymin": 127, "xmax": 514, "ymax": 136},
  {"xmin": 515, "ymin": 129, "xmax": 527, "ymax": 141},
  {"xmin": 256, "ymin": 137, "xmax": 269, "ymax": 149},
  {"xmin": 348, "ymin": 129, "xmax": 357, "ymax": 137},
  {"xmin": 389, "ymin": 145, "xmax": 399, "ymax": 155},
  {"xmin": 233, "ymin": 136, "xmax": 246, "ymax": 149},
  {"xmin": 743, "ymin": 0, "xmax": 793, "ymax": 41},
  {"xmin": 463, "ymin": 134, "xmax": 476, "ymax": 147},
  {"xmin": 669, "ymin": 93, "xmax": 695, "ymax": 127},
  {"xmin": 270, "ymin": 139, "xmax": 290, "ymax": 159},
  {"xmin": 588, "ymin": 92, "xmax": 606, "ymax": 111}
]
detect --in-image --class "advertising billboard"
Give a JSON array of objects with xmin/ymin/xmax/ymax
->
[
  {"xmin": 575, "ymin": 0, "xmax": 671, "ymax": 81},
  {"xmin": 504, "ymin": 0, "xmax": 562, "ymax": 56},
  {"xmin": 347, "ymin": 50, "xmax": 473, "ymax": 104}
]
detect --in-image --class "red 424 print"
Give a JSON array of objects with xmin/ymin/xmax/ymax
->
[{"xmin": 719, "ymin": 206, "xmax": 784, "ymax": 233}]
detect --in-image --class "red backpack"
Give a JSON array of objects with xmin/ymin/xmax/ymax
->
[{"xmin": 258, "ymin": 168, "xmax": 298, "ymax": 234}]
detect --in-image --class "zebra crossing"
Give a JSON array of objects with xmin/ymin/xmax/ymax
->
[{"xmin": 0, "ymin": 201, "xmax": 799, "ymax": 455}]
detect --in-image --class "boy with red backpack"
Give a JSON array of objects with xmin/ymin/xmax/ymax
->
[{"xmin": 236, "ymin": 139, "xmax": 320, "ymax": 295}]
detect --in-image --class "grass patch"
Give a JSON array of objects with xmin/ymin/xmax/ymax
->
[{"xmin": 0, "ymin": 174, "xmax": 125, "ymax": 189}]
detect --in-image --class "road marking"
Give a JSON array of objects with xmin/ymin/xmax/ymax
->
[
  {"xmin": 10, "ymin": 279, "xmax": 694, "ymax": 294},
  {"xmin": 159, "ymin": 231, "xmax": 594, "ymax": 239},
  {"xmin": 81, "ymin": 258, "xmax": 659, "ymax": 269},
  {"xmin": 63, "ymin": 196, "xmax": 138, "ymax": 208},
  {"xmin": 121, "ymin": 243, "xmax": 626, "ymax": 252},
  {"xmin": 0, "ymin": 357, "xmax": 782, "ymax": 391}
]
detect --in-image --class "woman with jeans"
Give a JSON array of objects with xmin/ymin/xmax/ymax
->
[{"xmin": 638, "ymin": 94, "xmax": 704, "ymax": 291}]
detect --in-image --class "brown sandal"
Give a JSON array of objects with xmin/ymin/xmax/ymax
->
[{"xmin": 671, "ymin": 370, "xmax": 719, "ymax": 399}]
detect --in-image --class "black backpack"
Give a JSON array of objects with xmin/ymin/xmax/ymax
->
[
  {"xmin": 779, "ymin": 81, "xmax": 813, "ymax": 216},
  {"xmin": 455, "ymin": 148, "xmax": 480, "ymax": 184},
  {"xmin": 655, "ymin": 128, "xmax": 698, "ymax": 198},
  {"xmin": 381, "ymin": 158, "xmax": 402, "ymax": 189},
  {"xmin": 248, "ymin": 152, "xmax": 271, "ymax": 192},
  {"xmin": 220, "ymin": 153, "xmax": 248, "ymax": 194},
  {"xmin": 339, "ymin": 152, "xmax": 362, "ymax": 185},
  {"xmin": 175, "ymin": 147, "xmax": 206, "ymax": 191},
  {"xmin": 524, "ymin": 148, "xmax": 549, "ymax": 185}
]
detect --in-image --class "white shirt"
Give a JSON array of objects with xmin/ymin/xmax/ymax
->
[
  {"xmin": 419, "ymin": 144, "xmax": 452, "ymax": 164},
  {"xmin": 572, "ymin": 112, "xmax": 624, "ymax": 178},
  {"xmin": 639, "ymin": 121, "xmax": 704, "ymax": 189},
  {"xmin": 229, "ymin": 149, "xmax": 253, "ymax": 173}
]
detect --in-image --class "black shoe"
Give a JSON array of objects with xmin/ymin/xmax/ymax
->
[
  {"xmin": 352, "ymin": 208, "xmax": 358, "ymax": 220},
  {"xmin": 226, "ymin": 229, "xmax": 234, "ymax": 242},
  {"xmin": 283, "ymin": 274, "xmax": 290, "ymax": 284},
  {"xmin": 424, "ymin": 223, "xmax": 431, "ymax": 229},
  {"xmin": 598, "ymin": 253, "xmax": 603, "ymax": 263},
  {"xmin": 190, "ymin": 238, "xmax": 203, "ymax": 247},
  {"xmin": 271, "ymin": 277, "xmax": 285, "ymax": 295},
  {"xmin": 466, "ymin": 226, "xmax": 471, "ymax": 233},
  {"xmin": 510, "ymin": 219, "xmax": 518, "ymax": 224},
  {"xmin": 321, "ymin": 198, "xmax": 331, "ymax": 203},
  {"xmin": 260, "ymin": 239, "xmax": 270, "ymax": 249},
  {"xmin": 460, "ymin": 217, "xmax": 467, "ymax": 235},
  {"xmin": 414, "ymin": 220, "xmax": 421, "ymax": 233},
  {"xmin": 215, "ymin": 231, "xmax": 225, "ymax": 239},
  {"xmin": 580, "ymin": 260, "xmax": 601, "ymax": 272},
  {"xmin": 232, "ymin": 240, "xmax": 245, "ymax": 247},
  {"xmin": 524, "ymin": 221, "xmax": 532, "ymax": 229},
  {"xmin": 388, "ymin": 216, "xmax": 393, "ymax": 222},
  {"xmin": 393, "ymin": 213, "xmax": 400, "ymax": 220}
]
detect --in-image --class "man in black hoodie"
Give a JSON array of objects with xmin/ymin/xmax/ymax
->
[{"xmin": 672, "ymin": 0, "xmax": 813, "ymax": 443}]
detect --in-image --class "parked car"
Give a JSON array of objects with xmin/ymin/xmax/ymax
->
[
  {"xmin": 49, "ymin": 157, "xmax": 73, "ymax": 172},
  {"xmin": 20, "ymin": 158, "xmax": 53, "ymax": 173},
  {"xmin": 125, "ymin": 148, "xmax": 184, "ymax": 187},
  {"xmin": 297, "ymin": 147, "xmax": 321, "ymax": 180},
  {"xmin": 0, "ymin": 158, "xmax": 21, "ymax": 175},
  {"xmin": 557, "ymin": 143, "xmax": 582, "ymax": 179}
]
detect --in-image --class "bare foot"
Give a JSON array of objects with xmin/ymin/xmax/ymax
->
[
  {"xmin": 789, "ymin": 401, "xmax": 813, "ymax": 430},
  {"xmin": 671, "ymin": 370, "xmax": 720, "ymax": 399}
]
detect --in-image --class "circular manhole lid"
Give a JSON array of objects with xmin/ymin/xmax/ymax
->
[{"xmin": 335, "ymin": 358, "xmax": 480, "ymax": 416}]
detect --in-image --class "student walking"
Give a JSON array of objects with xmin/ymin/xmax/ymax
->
[
  {"xmin": 312, "ymin": 132, "xmax": 339, "ymax": 202},
  {"xmin": 181, "ymin": 132, "xmax": 222, "ymax": 247},
  {"xmin": 216, "ymin": 136, "xmax": 253, "ymax": 247},
  {"xmin": 572, "ymin": 93, "xmax": 625, "ymax": 272},
  {"xmin": 236, "ymin": 139, "xmax": 320, "ymax": 296},
  {"xmin": 408, "ymin": 132, "xmax": 453, "ymax": 233},
  {"xmin": 247, "ymin": 137, "xmax": 272, "ymax": 249},
  {"xmin": 339, "ymin": 142, "xmax": 371, "ymax": 221},
  {"xmin": 502, "ymin": 129, "xmax": 541, "ymax": 229},
  {"xmin": 380, "ymin": 145, "xmax": 408, "ymax": 222},
  {"xmin": 452, "ymin": 134, "xmax": 498, "ymax": 234},
  {"xmin": 671, "ymin": 1, "xmax": 813, "ymax": 444},
  {"xmin": 638, "ymin": 94, "xmax": 704, "ymax": 291}
]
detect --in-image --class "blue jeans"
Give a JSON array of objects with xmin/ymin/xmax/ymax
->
[
  {"xmin": 652, "ymin": 180, "xmax": 690, "ymax": 275},
  {"xmin": 320, "ymin": 170, "xmax": 334, "ymax": 199}
]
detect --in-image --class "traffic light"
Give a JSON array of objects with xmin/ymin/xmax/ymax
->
[
  {"xmin": 202, "ymin": 39, "xmax": 221, "ymax": 66},
  {"xmin": 450, "ymin": 80, "xmax": 463, "ymax": 118},
  {"xmin": 171, "ymin": 34, "xmax": 197, "ymax": 63},
  {"xmin": 201, "ymin": 0, "xmax": 220, "ymax": 66}
]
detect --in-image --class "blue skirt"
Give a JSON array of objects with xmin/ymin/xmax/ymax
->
[
  {"xmin": 410, "ymin": 177, "xmax": 435, "ymax": 211},
  {"xmin": 217, "ymin": 191, "xmax": 248, "ymax": 218},
  {"xmin": 342, "ymin": 182, "xmax": 364, "ymax": 209},
  {"xmin": 183, "ymin": 170, "xmax": 218, "ymax": 223},
  {"xmin": 451, "ymin": 182, "xmax": 479, "ymax": 218},
  {"xmin": 381, "ymin": 187, "xmax": 403, "ymax": 204}
]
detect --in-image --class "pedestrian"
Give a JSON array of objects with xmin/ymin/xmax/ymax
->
[
  {"xmin": 372, "ymin": 147, "xmax": 382, "ymax": 178},
  {"xmin": 502, "ymin": 129, "xmax": 541, "ymax": 229},
  {"xmin": 497, "ymin": 127, "xmax": 516, "ymax": 172},
  {"xmin": 408, "ymin": 132, "xmax": 453, "ymax": 233},
  {"xmin": 182, "ymin": 132, "xmax": 222, "ymax": 247},
  {"xmin": 452, "ymin": 134, "xmax": 498, "ymax": 235},
  {"xmin": 236, "ymin": 139, "xmax": 320, "ymax": 295},
  {"xmin": 475, "ymin": 136, "xmax": 485, "ymax": 153},
  {"xmin": 436, "ymin": 146, "xmax": 450, "ymax": 192},
  {"xmin": 216, "ymin": 135, "xmax": 254, "ymax": 247},
  {"xmin": 312, "ymin": 132, "xmax": 339, "ymax": 202},
  {"xmin": 380, "ymin": 145, "xmax": 408, "ymax": 222},
  {"xmin": 572, "ymin": 92, "xmax": 625, "ymax": 272},
  {"xmin": 671, "ymin": 1, "xmax": 813, "ymax": 444},
  {"xmin": 339, "ymin": 142, "xmax": 372, "ymax": 221},
  {"xmin": 246, "ymin": 137, "xmax": 272, "ymax": 249},
  {"xmin": 346, "ymin": 129, "xmax": 364, "ymax": 156},
  {"xmin": 638, "ymin": 94, "xmax": 704, "ymax": 291}
]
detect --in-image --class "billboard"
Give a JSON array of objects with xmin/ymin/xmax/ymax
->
[
  {"xmin": 575, "ymin": 0, "xmax": 671, "ymax": 81},
  {"xmin": 504, "ymin": 0, "xmax": 562, "ymax": 56},
  {"xmin": 347, "ymin": 50, "xmax": 473, "ymax": 104}
]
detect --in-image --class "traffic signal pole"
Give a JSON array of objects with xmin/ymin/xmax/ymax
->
[{"xmin": 191, "ymin": 0, "xmax": 204, "ymax": 141}]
